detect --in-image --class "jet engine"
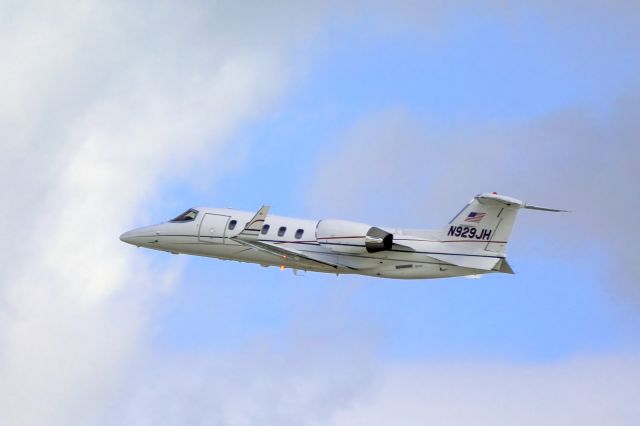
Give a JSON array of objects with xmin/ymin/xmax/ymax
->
[{"xmin": 316, "ymin": 219, "xmax": 393, "ymax": 254}]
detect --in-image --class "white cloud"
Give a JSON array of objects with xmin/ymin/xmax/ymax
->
[
  {"xmin": 3, "ymin": 1, "xmax": 640, "ymax": 425},
  {"xmin": 0, "ymin": 1, "xmax": 329, "ymax": 424},
  {"xmin": 116, "ymin": 345, "xmax": 375, "ymax": 425},
  {"xmin": 328, "ymin": 355, "xmax": 640, "ymax": 426},
  {"xmin": 109, "ymin": 349, "xmax": 640, "ymax": 425},
  {"xmin": 307, "ymin": 94, "xmax": 640, "ymax": 309}
]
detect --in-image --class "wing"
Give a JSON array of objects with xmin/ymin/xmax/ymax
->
[
  {"xmin": 234, "ymin": 238, "xmax": 347, "ymax": 270},
  {"xmin": 231, "ymin": 206, "xmax": 356, "ymax": 271}
]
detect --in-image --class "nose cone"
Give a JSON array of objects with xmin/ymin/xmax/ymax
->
[
  {"xmin": 119, "ymin": 225, "xmax": 159, "ymax": 246},
  {"xmin": 119, "ymin": 230, "xmax": 136, "ymax": 245}
]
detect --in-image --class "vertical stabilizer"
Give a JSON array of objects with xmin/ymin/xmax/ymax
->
[
  {"xmin": 442, "ymin": 193, "xmax": 566, "ymax": 262},
  {"xmin": 444, "ymin": 193, "xmax": 526, "ymax": 256}
]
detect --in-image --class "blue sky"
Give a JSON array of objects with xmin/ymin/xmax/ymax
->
[
  {"xmin": 2, "ymin": 1, "xmax": 640, "ymax": 425},
  {"xmin": 149, "ymin": 4, "xmax": 640, "ymax": 366}
]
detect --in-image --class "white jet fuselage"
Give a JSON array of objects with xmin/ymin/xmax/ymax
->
[
  {"xmin": 120, "ymin": 193, "xmax": 565, "ymax": 279},
  {"xmin": 121, "ymin": 208, "xmax": 485, "ymax": 279}
]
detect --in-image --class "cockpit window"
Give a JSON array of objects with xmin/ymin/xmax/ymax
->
[{"xmin": 169, "ymin": 208, "xmax": 199, "ymax": 223}]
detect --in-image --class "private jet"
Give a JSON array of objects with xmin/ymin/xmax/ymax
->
[{"xmin": 120, "ymin": 193, "xmax": 565, "ymax": 279}]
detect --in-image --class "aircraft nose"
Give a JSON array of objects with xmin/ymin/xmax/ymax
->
[
  {"xmin": 119, "ymin": 225, "xmax": 162, "ymax": 246},
  {"xmin": 119, "ymin": 230, "xmax": 136, "ymax": 245}
]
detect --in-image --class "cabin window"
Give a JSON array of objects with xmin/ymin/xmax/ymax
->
[
  {"xmin": 278, "ymin": 226, "xmax": 287, "ymax": 237},
  {"xmin": 228, "ymin": 220, "xmax": 237, "ymax": 230},
  {"xmin": 295, "ymin": 229, "xmax": 304, "ymax": 239},
  {"xmin": 169, "ymin": 208, "xmax": 199, "ymax": 223},
  {"xmin": 261, "ymin": 224, "xmax": 270, "ymax": 235}
]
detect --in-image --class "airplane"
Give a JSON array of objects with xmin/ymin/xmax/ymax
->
[{"xmin": 119, "ymin": 193, "xmax": 566, "ymax": 280}]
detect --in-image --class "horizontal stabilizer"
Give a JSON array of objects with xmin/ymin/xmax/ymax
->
[
  {"xmin": 524, "ymin": 203, "xmax": 569, "ymax": 213},
  {"xmin": 473, "ymin": 193, "xmax": 569, "ymax": 212}
]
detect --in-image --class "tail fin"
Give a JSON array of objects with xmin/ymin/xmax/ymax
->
[{"xmin": 444, "ymin": 193, "xmax": 566, "ymax": 257}]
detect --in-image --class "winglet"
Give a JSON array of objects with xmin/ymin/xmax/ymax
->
[{"xmin": 236, "ymin": 205, "xmax": 270, "ymax": 241}]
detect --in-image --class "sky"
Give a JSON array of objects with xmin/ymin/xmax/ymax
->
[{"xmin": 1, "ymin": 1, "xmax": 639, "ymax": 425}]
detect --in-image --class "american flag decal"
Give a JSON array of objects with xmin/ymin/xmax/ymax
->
[{"xmin": 465, "ymin": 212, "xmax": 486, "ymax": 223}]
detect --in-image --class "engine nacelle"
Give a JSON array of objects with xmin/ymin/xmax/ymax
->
[{"xmin": 316, "ymin": 219, "xmax": 393, "ymax": 254}]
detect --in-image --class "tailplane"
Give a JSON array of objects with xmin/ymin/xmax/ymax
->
[{"xmin": 438, "ymin": 193, "xmax": 566, "ymax": 271}]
